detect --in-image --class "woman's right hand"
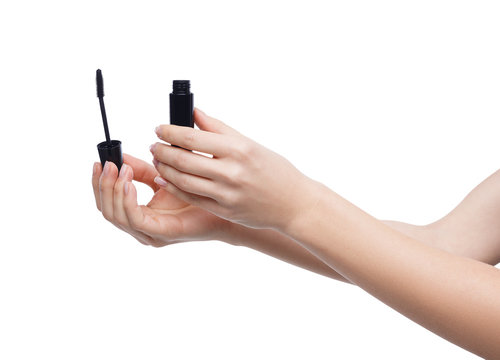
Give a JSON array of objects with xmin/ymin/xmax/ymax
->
[{"xmin": 92, "ymin": 153, "xmax": 231, "ymax": 247}]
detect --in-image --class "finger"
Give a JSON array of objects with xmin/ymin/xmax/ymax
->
[
  {"xmin": 111, "ymin": 165, "xmax": 155, "ymax": 246},
  {"xmin": 123, "ymin": 180, "xmax": 159, "ymax": 234},
  {"xmin": 193, "ymin": 107, "xmax": 239, "ymax": 135},
  {"xmin": 99, "ymin": 161, "xmax": 119, "ymax": 223},
  {"xmin": 155, "ymin": 124, "xmax": 231, "ymax": 157},
  {"xmin": 123, "ymin": 153, "xmax": 160, "ymax": 191},
  {"xmin": 98, "ymin": 162, "xmax": 155, "ymax": 247},
  {"xmin": 153, "ymin": 159, "xmax": 219, "ymax": 199},
  {"xmin": 150, "ymin": 142, "xmax": 220, "ymax": 180},
  {"xmin": 153, "ymin": 176, "xmax": 221, "ymax": 214},
  {"xmin": 124, "ymin": 179, "xmax": 219, "ymax": 245},
  {"xmin": 109, "ymin": 176, "xmax": 155, "ymax": 247},
  {"xmin": 113, "ymin": 164, "xmax": 134, "ymax": 228},
  {"xmin": 92, "ymin": 162, "xmax": 103, "ymax": 211}
]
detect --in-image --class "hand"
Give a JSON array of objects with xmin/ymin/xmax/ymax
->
[
  {"xmin": 150, "ymin": 108, "xmax": 319, "ymax": 231},
  {"xmin": 92, "ymin": 153, "xmax": 230, "ymax": 247}
]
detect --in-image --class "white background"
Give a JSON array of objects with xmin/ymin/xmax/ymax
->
[{"xmin": 1, "ymin": 1, "xmax": 499, "ymax": 359}]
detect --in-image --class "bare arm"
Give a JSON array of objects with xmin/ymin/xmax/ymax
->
[
  {"xmin": 429, "ymin": 169, "xmax": 500, "ymax": 265},
  {"xmin": 222, "ymin": 169, "xmax": 500, "ymax": 284},
  {"xmin": 224, "ymin": 221, "xmax": 435, "ymax": 283},
  {"xmin": 146, "ymin": 111, "xmax": 500, "ymax": 357},
  {"xmin": 284, "ymin": 180, "xmax": 500, "ymax": 359}
]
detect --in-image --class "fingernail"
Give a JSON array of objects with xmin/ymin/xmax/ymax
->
[
  {"xmin": 124, "ymin": 181, "xmax": 129, "ymax": 195},
  {"xmin": 93, "ymin": 162, "xmax": 98, "ymax": 175},
  {"xmin": 155, "ymin": 126, "xmax": 161, "ymax": 137},
  {"xmin": 149, "ymin": 143, "xmax": 155, "ymax": 153},
  {"xmin": 154, "ymin": 176, "xmax": 167, "ymax": 187},
  {"xmin": 119, "ymin": 164, "xmax": 128, "ymax": 179},
  {"xmin": 103, "ymin": 161, "xmax": 111, "ymax": 175},
  {"xmin": 152, "ymin": 158, "xmax": 159, "ymax": 167}
]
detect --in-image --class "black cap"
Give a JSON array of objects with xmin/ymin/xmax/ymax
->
[{"xmin": 97, "ymin": 140, "xmax": 123, "ymax": 171}]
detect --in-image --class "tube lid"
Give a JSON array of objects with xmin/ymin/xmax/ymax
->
[{"xmin": 97, "ymin": 140, "xmax": 123, "ymax": 171}]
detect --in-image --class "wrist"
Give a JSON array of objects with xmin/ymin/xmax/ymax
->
[
  {"xmin": 214, "ymin": 220, "xmax": 245, "ymax": 246},
  {"xmin": 278, "ymin": 177, "xmax": 331, "ymax": 237}
]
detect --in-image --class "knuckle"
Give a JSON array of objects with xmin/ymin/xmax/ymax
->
[
  {"xmin": 233, "ymin": 166, "xmax": 245, "ymax": 181},
  {"xmin": 234, "ymin": 140, "xmax": 253, "ymax": 158},
  {"xmin": 221, "ymin": 190, "xmax": 239, "ymax": 207},
  {"xmin": 224, "ymin": 165, "xmax": 244, "ymax": 184},
  {"xmin": 183, "ymin": 131, "xmax": 195, "ymax": 146},
  {"xmin": 178, "ymin": 174, "xmax": 190, "ymax": 190},
  {"xmin": 172, "ymin": 150, "xmax": 186, "ymax": 168}
]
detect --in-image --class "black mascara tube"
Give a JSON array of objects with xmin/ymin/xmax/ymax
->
[{"xmin": 170, "ymin": 80, "xmax": 194, "ymax": 128}]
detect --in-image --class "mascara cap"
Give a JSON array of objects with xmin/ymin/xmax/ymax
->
[{"xmin": 97, "ymin": 140, "xmax": 123, "ymax": 171}]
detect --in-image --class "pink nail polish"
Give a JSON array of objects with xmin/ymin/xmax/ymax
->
[
  {"xmin": 153, "ymin": 158, "xmax": 159, "ymax": 167},
  {"xmin": 149, "ymin": 144, "xmax": 155, "ymax": 153},
  {"xmin": 124, "ymin": 181, "xmax": 129, "ymax": 195},
  {"xmin": 154, "ymin": 176, "xmax": 167, "ymax": 187},
  {"xmin": 155, "ymin": 126, "xmax": 161, "ymax": 137}
]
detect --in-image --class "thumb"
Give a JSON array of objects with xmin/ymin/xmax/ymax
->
[
  {"xmin": 123, "ymin": 153, "xmax": 160, "ymax": 191},
  {"xmin": 194, "ymin": 108, "xmax": 238, "ymax": 135}
]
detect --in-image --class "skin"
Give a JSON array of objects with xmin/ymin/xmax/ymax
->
[{"xmin": 93, "ymin": 108, "xmax": 500, "ymax": 358}]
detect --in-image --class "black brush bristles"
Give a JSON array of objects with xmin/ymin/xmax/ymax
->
[{"xmin": 96, "ymin": 69, "xmax": 105, "ymax": 97}]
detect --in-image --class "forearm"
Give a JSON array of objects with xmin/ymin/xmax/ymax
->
[
  {"xmin": 219, "ymin": 217, "xmax": 445, "ymax": 284},
  {"xmin": 222, "ymin": 222, "xmax": 351, "ymax": 283},
  {"xmin": 284, "ymin": 181, "xmax": 500, "ymax": 359},
  {"xmin": 220, "ymin": 218, "xmax": 443, "ymax": 285}
]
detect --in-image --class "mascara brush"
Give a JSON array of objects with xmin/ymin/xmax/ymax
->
[
  {"xmin": 96, "ymin": 69, "xmax": 111, "ymax": 146},
  {"xmin": 96, "ymin": 69, "xmax": 123, "ymax": 170}
]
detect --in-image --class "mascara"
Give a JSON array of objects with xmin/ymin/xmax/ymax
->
[{"xmin": 96, "ymin": 69, "xmax": 123, "ymax": 171}]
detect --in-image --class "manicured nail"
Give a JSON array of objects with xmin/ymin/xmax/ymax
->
[
  {"xmin": 103, "ymin": 161, "xmax": 111, "ymax": 175},
  {"xmin": 155, "ymin": 126, "xmax": 161, "ymax": 137},
  {"xmin": 93, "ymin": 162, "xmax": 98, "ymax": 175},
  {"xmin": 152, "ymin": 158, "xmax": 159, "ymax": 167},
  {"xmin": 124, "ymin": 181, "xmax": 129, "ymax": 195},
  {"xmin": 119, "ymin": 164, "xmax": 128, "ymax": 179},
  {"xmin": 149, "ymin": 143, "xmax": 155, "ymax": 153},
  {"xmin": 154, "ymin": 176, "xmax": 167, "ymax": 187}
]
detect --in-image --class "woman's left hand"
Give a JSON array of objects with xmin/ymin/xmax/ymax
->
[{"xmin": 150, "ymin": 108, "xmax": 319, "ymax": 231}]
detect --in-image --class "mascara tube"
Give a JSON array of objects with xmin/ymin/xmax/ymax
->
[{"xmin": 170, "ymin": 80, "xmax": 194, "ymax": 128}]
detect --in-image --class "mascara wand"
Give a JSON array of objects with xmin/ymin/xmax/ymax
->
[
  {"xmin": 96, "ymin": 69, "xmax": 111, "ymax": 146},
  {"xmin": 96, "ymin": 69, "xmax": 123, "ymax": 170}
]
